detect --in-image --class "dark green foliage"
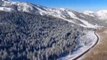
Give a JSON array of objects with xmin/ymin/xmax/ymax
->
[{"xmin": 0, "ymin": 11, "xmax": 83, "ymax": 60}]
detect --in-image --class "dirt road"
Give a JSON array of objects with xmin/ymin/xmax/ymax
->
[{"xmin": 79, "ymin": 28, "xmax": 107, "ymax": 60}]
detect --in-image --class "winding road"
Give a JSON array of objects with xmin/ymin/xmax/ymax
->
[
  {"xmin": 63, "ymin": 31, "xmax": 99, "ymax": 60},
  {"xmin": 78, "ymin": 28, "xmax": 107, "ymax": 60},
  {"xmin": 73, "ymin": 31, "xmax": 99, "ymax": 60},
  {"xmin": 60, "ymin": 28, "xmax": 104, "ymax": 60}
]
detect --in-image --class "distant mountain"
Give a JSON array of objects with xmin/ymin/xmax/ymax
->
[
  {"xmin": 84, "ymin": 10, "xmax": 107, "ymax": 20},
  {"xmin": 83, "ymin": 11, "xmax": 95, "ymax": 17},
  {"xmin": 1, "ymin": 1, "xmax": 107, "ymax": 28},
  {"xmin": 96, "ymin": 10, "xmax": 107, "ymax": 20}
]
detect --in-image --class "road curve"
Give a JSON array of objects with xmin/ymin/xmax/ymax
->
[
  {"xmin": 72, "ymin": 31, "xmax": 99, "ymax": 60},
  {"xmin": 80, "ymin": 28, "xmax": 107, "ymax": 60}
]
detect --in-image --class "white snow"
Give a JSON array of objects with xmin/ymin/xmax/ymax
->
[
  {"xmin": 0, "ymin": 1, "xmax": 102, "ymax": 60},
  {"xmin": 17, "ymin": 3, "xmax": 34, "ymax": 12},
  {"xmin": 84, "ymin": 10, "xmax": 107, "ymax": 20},
  {"xmin": 78, "ymin": 19, "xmax": 99, "ymax": 28},
  {"xmin": 43, "ymin": 8, "xmax": 98, "ymax": 28},
  {"xmin": 67, "ymin": 11, "xmax": 78, "ymax": 19},
  {"xmin": 0, "ymin": 1, "xmax": 101, "ymax": 28},
  {"xmin": 1, "ymin": 1, "xmax": 35, "ymax": 13},
  {"xmin": 96, "ymin": 10, "xmax": 107, "ymax": 20},
  {"xmin": 0, "ymin": 7, "xmax": 14, "ymax": 12},
  {"xmin": 83, "ymin": 11, "xmax": 95, "ymax": 17},
  {"xmin": 58, "ymin": 31, "xmax": 98, "ymax": 60}
]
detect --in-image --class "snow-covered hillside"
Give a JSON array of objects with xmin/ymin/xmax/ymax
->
[
  {"xmin": 96, "ymin": 10, "xmax": 107, "ymax": 20},
  {"xmin": 58, "ymin": 31, "xmax": 98, "ymax": 60},
  {"xmin": 0, "ymin": 0, "xmax": 102, "ymax": 28},
  {"xmin": 0, "ymin": 0, "xmax": 104, "ymax": 60},
  {"xmin": 84, "ymin": 10, "xmax": 107, "ymax": 20},
  {"xmin": 1, "ymin": 0, "xmax": 107, "ymax": 28},
  {"xmin": 83, "ymin": 11, "xmax": 95, "ymax": 17}
]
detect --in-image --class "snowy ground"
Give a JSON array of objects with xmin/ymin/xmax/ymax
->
[{"xmin": 58, "ymin": 31, "xmax": 98, "ymax": 60}]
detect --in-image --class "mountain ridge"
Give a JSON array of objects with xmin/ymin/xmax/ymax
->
[
  {"xmin": 1, "ymin": 0, "xmax": 107, "ymax": 21},
  {"xmin": 0, "ymin": 1, "xmax": 100, "ymax": 28}
]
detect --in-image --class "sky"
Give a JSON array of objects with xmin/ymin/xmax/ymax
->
[{"xmin": 13, "ymin": 0, "xmax": 107, "ymax": 11}]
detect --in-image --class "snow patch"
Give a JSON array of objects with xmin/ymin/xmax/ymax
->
[
  {"xmin": 67, "ymin": 11, "xmax": 78, "ymax": 19},
  {"xmin": 0, "ymin": 7, "xmax": 14, "ymax": 12},
  {"xmin": 83, "ymin": 10, "xmax": 107, "ymax": 20},
  {"xmin": 83, "ymin": 11, "xmax": 95, "ymax": 17},
  {"xmin": 78, "ymin": 19, "xmax": 99, "ymax": 28},
  {"xmin": 96, "ymin": 10, "xmax": 107, "ymax": 20}
]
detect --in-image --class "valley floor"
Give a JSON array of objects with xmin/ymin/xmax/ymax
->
[{"xmin": 79, "ymin": 28, "xmax": 107, "ymax": 60}]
